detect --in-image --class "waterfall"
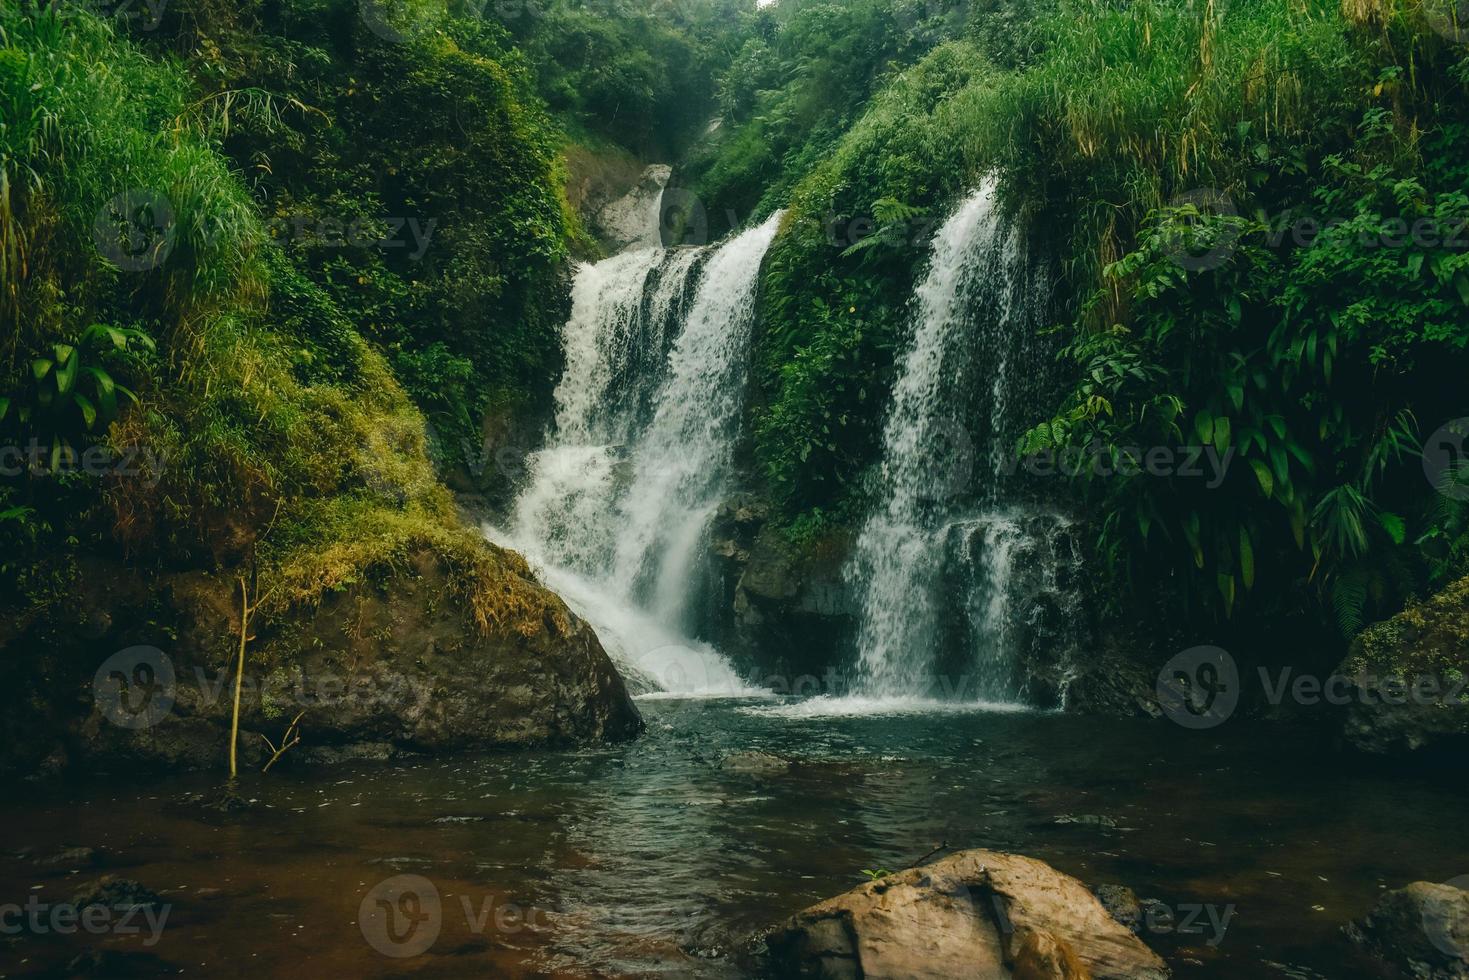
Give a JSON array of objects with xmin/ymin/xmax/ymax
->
[
  {"xmin": 846, "ymin": 178, "xmax": 1073, "ymax": 703},
  {"xmin": 489, "ymin": 211, "xmax": 784, "ymax": 696}
]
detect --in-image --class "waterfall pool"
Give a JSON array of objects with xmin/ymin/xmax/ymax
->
[{"xmin": 2, "ymin": 697, "xmax": 1462, "ymax": 977}]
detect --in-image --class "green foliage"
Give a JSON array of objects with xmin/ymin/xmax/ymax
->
[
  {"xmin": 686, "ymin": 0, "xmax": 991, "ymax": 225},
  {"xmin": 4, "ymin": 323, "xmax": 154, "ymax": 464},
  {"xmin": 1021, "ymin": 91, "xmax": 1469, "ymax": 631},
  {"xmin": 751, "ymin": 41, "xmax": 992, "ymax": 517}
]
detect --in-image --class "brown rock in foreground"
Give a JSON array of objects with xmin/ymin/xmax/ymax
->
[{"xmin": 767, "ymin": 849, "xmax": 1169, "ymax": 979}]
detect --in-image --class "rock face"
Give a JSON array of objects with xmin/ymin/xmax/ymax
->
[
  {"xmin": 767, "ymin": 849, "xmax": 1170, "ymax": 979},
  {"xmin": 1345, "ymin": 881, "xmax": 1469, "ymax": 979},
  {"xmin": 1335, "ymin": 574, "xmax": 1469, "ymax": 754},
  {"xmin": 705, "ymin": 496, "xmax": 857, "ymax": 685},
  {"xmin": 2, "ymin": 543, "xmax": 642, "ymax": 775},
  {"xmin": 593, "ymin": 164, "xmax": 672, "ymax": 250}
]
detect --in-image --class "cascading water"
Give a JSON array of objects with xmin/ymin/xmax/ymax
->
[
  {"xmin": 846, "ymin": 178, "xmax": 1078, "ymax": 704},
  {"xmin": 487, "ymin": 211, "xmax": 784, "ymax": 697}
]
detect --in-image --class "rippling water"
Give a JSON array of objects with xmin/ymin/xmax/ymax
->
[{"xmin": 2, "ymin": 700, "xmax": 1464, "ymax": 978}]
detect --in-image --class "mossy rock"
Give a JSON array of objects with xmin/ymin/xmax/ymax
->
[{"xmin": 1334, "ymin": 575, "xmax": 1469, "ymax": 755}]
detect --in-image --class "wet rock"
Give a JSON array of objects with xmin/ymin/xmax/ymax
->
[
  {"xmin": 1094, "ymin": 884, "xmax": 1142, "ymax": 934},
  {"xmin": 1345, "ymin": 881, "xmax": 1469, "ymax": 979},
  {"xmin": 57, "ymin": 546, "xmax": 642, "ymax": 772},
  {"xmin": 719, "ymin": 750, "xmax": 791, "ymax": 774},
  {"xmin": 1053, "ymin": 814, "xmax": 1119, "ymax": 830},
  {"xmin": 69, "ymin": 876, "xmax": 162, "ymax": 911},
  {"xmin": 173, "ymin": 784, "xmax": 257, "ymax": 816},
  {"xmin": 1334, "ymin": 575, "xmax": 1469, "ymax": 755},
  {"xmin": 706, "ymin": 506, "xmax": 857, "ymax": 681},
  {"xmin": 767, "ymin": 848, "xmax": 1169, "ymax": 979},
  {"xmin": 32, "ymin": 846, "xmax": 101, "ymax": 871}
]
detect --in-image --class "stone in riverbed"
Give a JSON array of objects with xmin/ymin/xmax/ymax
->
[
  {"xmin": 69, "ymin": 876, "xmax": 162, "ymax": 911},
  {"xmin": 1345, "ymin": 880, "xmax": 1469, "ymax": 979},
  {"xmin": 32, "ymin": 846, "xmax": 101, "ymax": 871},
  {"xmin": 766, "ymin": 848, "xmax": 1169, "ymax": 979},
  {"xmin": 720, "ymin": 750, "xmax": 792, "ymax": 774}
]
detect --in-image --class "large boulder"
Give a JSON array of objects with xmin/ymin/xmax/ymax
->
[
  {"xmin": 1335, "ymin": 575, "xmax": 1469, "ymax": 754},
  {"xmin": 1345, "ymin": 880, "xmax": 1469, "ymax": 979},
  {"xmin": 767, "ymin": 849, "xmax": 1169, "ymax": 979},
  {"xmin": 4, "ymin": 539, "xmax": 642, "ymax": 775}
]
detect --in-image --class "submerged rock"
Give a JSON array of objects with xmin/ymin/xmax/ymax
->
[
  {"xmin": 32, "ymin": 846, "xmax": 101, "ymax": 871},
  {"xmin": 69, "ymin": 876, "xmax": 162, "ymax": 911},
  {"xmin": 1345, "ymin": 880, "xmax": 1469, "ymax": 979},
  {"xmin": 766, "ymin": 848, "xmax": 1169, "ymax": 979},
  {"xmin": 719, "ymin": 750, "xmax": 792, "ymax": 774}
]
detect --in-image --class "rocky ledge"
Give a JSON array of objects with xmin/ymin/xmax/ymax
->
[
  {"xmin": 1, "ymin": 541, "xmax": 642, "ymax": 776},
  {"xmin": 766, "ymin": 848, "xmax": 1169, "ymax": 979}
]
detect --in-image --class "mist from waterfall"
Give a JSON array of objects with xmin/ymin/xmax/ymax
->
[{"xmin": 489, "ymin": 212, "xmax": 784, "ymax": 697}]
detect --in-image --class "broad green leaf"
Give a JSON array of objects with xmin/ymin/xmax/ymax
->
[
  {"xmin": 1377, "ymin": 511, "xmax": 1406, "ymax": 545},
  {"xmin": 1213, "ymin": 415, "xmax": 1231, "ymax": 454},
  {"xmin": 55, "ymin": 350, "xmax": 79, "ymax": 395},
  {"xmin": 1249, "ymin": 459, "xmax": 1273, "ymax": 498},
  {"xmin": 31, "ymin": 358, "xmax": 52, "ymax": 380},
  {"xmin": 1194, "ymin": 409, "xmax": 1214, "ymax": 446},
  {"xmin": 73, "ymin": 392, "xmax": 97, "ymax": 429}
]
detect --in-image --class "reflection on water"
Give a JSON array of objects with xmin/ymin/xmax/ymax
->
[{"xmin": 1, "ymin": 700, "xmax": 1464, "ymax": 977}]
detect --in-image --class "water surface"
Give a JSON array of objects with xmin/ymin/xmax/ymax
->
[{"xmin": 2, "ymin": 699, "xmax": 1463, "ymax": 977}]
